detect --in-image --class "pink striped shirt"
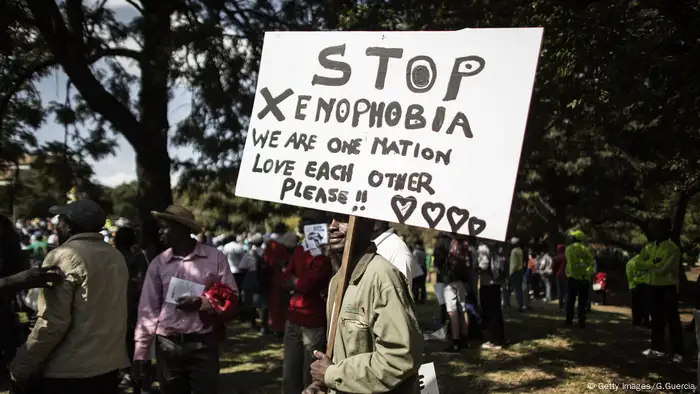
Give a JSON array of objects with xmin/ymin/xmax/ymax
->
[{"xmin": 133, "ymin": 242, "xmax": 236, "ymax": 361}]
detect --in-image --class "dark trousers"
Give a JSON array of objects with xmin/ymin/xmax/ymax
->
[
  {"xmin": 631, "ymin": 285, "xmax": 650, "ymax": 325},
  {"xmin": 480, "ymin": 284, "xmax": 504, "ymax": 345},
  {"xmin": 565, "ymin": 278, "xmax": 589, "ymax": 326},
  {"xmin": 233, "ymin": 272, "xmax": 247, "ymax": 321},
  {"xmin": 412, "ymin": 275, "xmax": 427, "ymax": 303},
  {"xmin": 21, "ymin": 370, "xmax": 119, "ymax": 394},
  {"xmin": 531, "ymin": 273, "xmax": 541, "ymax": 298},
  {"xmin": 556, "ymin": 276, "xmax": 567, "ymax": 309},
  {"xmin": 282, "ymin": 322, "xmax": 326, "ymax": 394},
  {"xmin": 632, "ymin": 284, "xmax": 651, "ymax": 326},
  {"xmin": 155, "ymin": 333, "xmax": 219, "ymax": 394},
  {"xmin": 650, "ymin": 285, "xmax": 684, "ymax": 355}
]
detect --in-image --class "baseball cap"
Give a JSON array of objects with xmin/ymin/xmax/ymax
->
[{"xmin": 49, "ymin": 199, "xmax": 106, "ymax": 232}]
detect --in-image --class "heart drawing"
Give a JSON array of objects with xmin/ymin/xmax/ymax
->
[
  {"xmin": 421, "ymin": 202, "xmax": 446, "ymax": 229},
  {"xmin": 468, "ymin": 217, "xmax": 487, "ymax": 236},
  {"xmin": 446, "ymin": 207, "xmax": 469, "ymax": 233},
  {"xmin": 390, "ymin": 195, "xmax": 418, "ymax": 224}
]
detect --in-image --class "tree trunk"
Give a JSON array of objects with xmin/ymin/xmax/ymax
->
[
  {"xmin": 136, "ymin": 142, "xmax": 172, "ymax": 251},
  {"xmin": 27, "ymin": 0, "xmax": 177, "ymax": 251},
  {"xmin": 670, "ymin": 189, "xmax": 698, "ymax": 290},
  {"xmin": 136, "ymin": 2, "xmax": 175, "ymax": 251},
  {"xmin": 671, "ymin": 190, "xmax": 693, "ymax": 246}
]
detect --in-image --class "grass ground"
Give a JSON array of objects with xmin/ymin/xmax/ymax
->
[
  {"xmin": 217, "ymin": 281, "xmax": 697, "ymax": 394},
  {"xmin": 3, "ymin": 279, "xmax": 697, "ymax": 394}
]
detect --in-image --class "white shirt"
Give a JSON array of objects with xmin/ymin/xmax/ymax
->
[
  {"xmin": 373, "ymin": 229, "xmax": 415, "ymax": 287},
  {"xmin": 47, "ymin": 233, "xmax": 59, "ymax": 247},
  {"xmin": 221, "ymin": 241, "xmax": 246, "ymax": 274},
  {"xmin": 240, "ymin": 246, "xmax": 262, "ymax": 272}
]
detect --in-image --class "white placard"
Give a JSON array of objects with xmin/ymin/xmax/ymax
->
[
  {"xmin": 303, "ymin": 223, "xmax": 329, "ymax": 245},
  {"xmin": 235, "ymin": 30, "xmax": 543, "ymax": 241},
  {"xmin": 418, "ymin": 362, "xmax": 440, "ymax": 394},
  {"xmin": 165, "ymin": 277, "xmax": 206, "ymax": 305}
]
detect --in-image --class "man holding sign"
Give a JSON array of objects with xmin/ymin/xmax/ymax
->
[
  {"xmin": 234, "ymin": 27, "xmax": 544, "ymax": 394},
  {"xmin": 304, "ymin": 215, "xmax": 423, "ymax": 394}
]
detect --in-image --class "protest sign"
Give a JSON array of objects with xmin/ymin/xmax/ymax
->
[
  {"xmin": 303, "ymin": 223, "xmax": 328, "ymax": 245},
  {"xmin": 235, "ymin": 29, "xmax": 543, "ymax": 241}
]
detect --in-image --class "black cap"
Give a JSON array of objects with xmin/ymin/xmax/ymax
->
[{"xmin": 49, "ymin": 199, "xmax": 106, "ymax": 232}]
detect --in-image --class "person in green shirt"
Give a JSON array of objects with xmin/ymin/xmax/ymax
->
[
  {"xmin": 564, "ymin": 230, "xmax": 594, "ymax": 328},
  {"xmin": 637, "ymin": 218, "xmax": 684, "ymax": 362},
  {"xmin": 27, "ymin": 234, "xmax": 48, "ymax": 265},
  {"xmin": 626, "ymin": 251, "xmax": 650, "ymax": 326}
]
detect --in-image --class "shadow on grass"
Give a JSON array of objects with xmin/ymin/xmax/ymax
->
[
  {"xmin": 419, "ymin": 296, "xmax": 696, "ymax": 393},
  {"xmin": 188, "ymin": 284, "xmax": 696, "ymax": 394},
  {"xmin": 218, "ymin": 324, "xmax": 284, "ymax": 394}
]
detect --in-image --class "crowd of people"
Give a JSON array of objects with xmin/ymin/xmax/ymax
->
[{"xmin": 0, "ymin": 200, "xmax": 692, "ymax": 394}]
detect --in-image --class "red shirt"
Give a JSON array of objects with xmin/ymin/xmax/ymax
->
[
  {"xmin": 281, "ymin": 246, "xmax": 332, "ymax": 328},
  {"xmin": 553, "ymin": 253, "xmax": 567, "ymax": 280},
  {"xmin": 264, "ymin": 240, "xmax": 291, "ymax": 333}
]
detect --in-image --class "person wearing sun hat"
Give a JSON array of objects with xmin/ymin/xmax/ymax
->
[{"xmin": 132, "ymin": 204, "xmax": 237, "ymax": 394}]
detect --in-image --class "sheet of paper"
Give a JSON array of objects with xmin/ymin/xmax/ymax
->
[
  {"xmin": 165, "ymin": 277, "xmax": 206, "ymax": 305},
  {"xmin": 302, "ymin": 238, "xmax": 319, "ymax": 250},
  {"xmin": 418, "ymin": 362, "xmax": 439, "ymax": 394},
  {"xmin": 302, "ymin": 239, "xmax": 323, "ymax": 256},
  {"xmin": 309, "ymin": 247, "xmax": 323, "ymax": 256},
  {"xmin": 304, "ymin": 223, "xmax": 328, "ymax": 245}
]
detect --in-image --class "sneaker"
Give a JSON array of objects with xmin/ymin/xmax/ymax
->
[
  {"xmin": 672, "ymin": 354, "xmax": 684, "ymax": 363},
  {"xmin": 642, "ymin": 348, "xmax": 664, "ymax": 358},
  {"xmin": 119, "ymin": 372, "xmax": 132, "ymax": 388},
  {"xmin": 481, "ymin": 342, "xmax": 502, "ymax": 350}
]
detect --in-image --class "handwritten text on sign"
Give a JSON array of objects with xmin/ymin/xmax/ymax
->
[{"xmin": 235, "ymin": 30, "xmax": 543, "ymax": 241}]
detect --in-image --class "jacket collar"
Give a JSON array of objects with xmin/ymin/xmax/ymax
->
[
  {"xmin": 162, "ymin": 242, "xmax": 207, "ymax": 263},
  {"xmin": 64, "ymin": 233, "xmax": 103, "ymax": 244},
  {"xmin": 349, "ymin": 243, "xmax": 378, "ymax": 285}
]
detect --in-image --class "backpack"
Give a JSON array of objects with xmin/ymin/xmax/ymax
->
[{"xmin": 491, "ymin": 254, "xmax": 507, "ymax": 281}]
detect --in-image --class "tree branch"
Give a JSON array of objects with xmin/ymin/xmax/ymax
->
[
  {"xmin": 27, "ymin": 0, "xmax": 143, "ymax": 148},
  {"xmin": 124, "ymin": 0, "xmax": 144, "ymax": 15},
  {"xmin": 100, "ymin": 47, "xmax": 142, "ymax": 62},
  {"xmin": 0, "ymin": 58, "xmax": 57, "ymax": 132},
  {"xmin": 66, "ymin": 0, "xmax": 86, "ymax": 50},
  {"xmin": 0, "ymin": 47, "xmax": 142, "ymax": 129},
  {"xmin": 593, "ymin": 230, "xmax": 636, "ymax": 252}
]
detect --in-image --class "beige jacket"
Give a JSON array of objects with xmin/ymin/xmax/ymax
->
[
  {"xmin": 325, "ymin": 245, "xmax": 423, "ymax": 394},
  {"xmin": 11, "ymin": 233, "xmax": 129, "ymax": 381}
]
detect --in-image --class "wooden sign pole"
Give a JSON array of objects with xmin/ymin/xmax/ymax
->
[{"xmin": 325, "ymin": 215, "xmax": 374, "ymax": 358}]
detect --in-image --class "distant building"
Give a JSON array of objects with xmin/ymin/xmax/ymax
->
[{"xmin": 0, "ymin": 155, "xmax": 33, "ymax": 186}]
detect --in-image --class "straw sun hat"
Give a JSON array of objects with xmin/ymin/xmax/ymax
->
[{"xmin": 151, "ymin": 204, "xmax": 202, "ymax": 233}]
